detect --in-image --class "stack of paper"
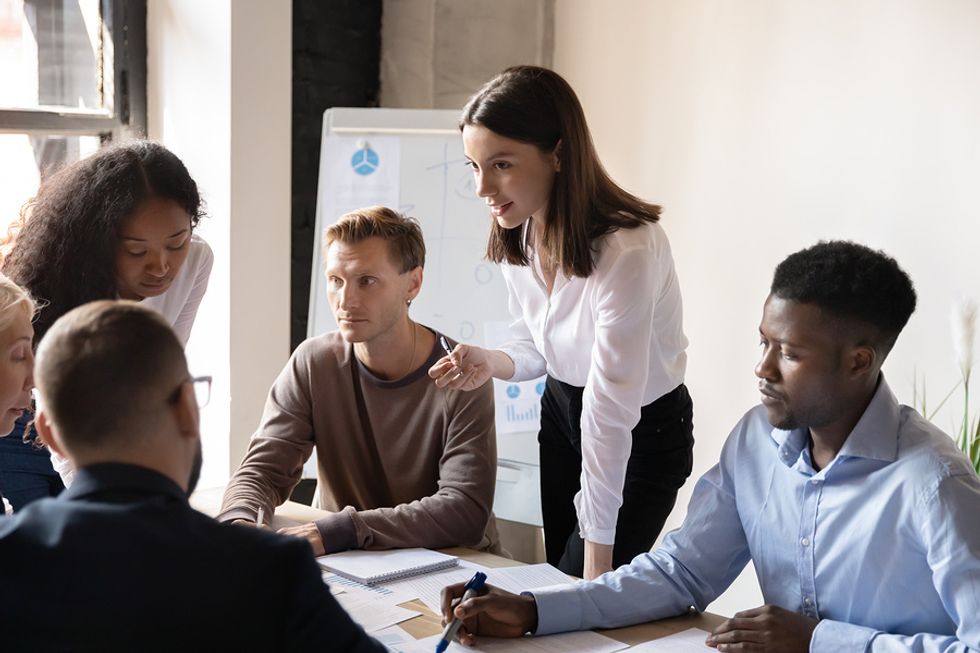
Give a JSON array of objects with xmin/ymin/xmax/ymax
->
[{"xmin": 316, "ymin": 548, "xmax": 583, "ymax": 647}]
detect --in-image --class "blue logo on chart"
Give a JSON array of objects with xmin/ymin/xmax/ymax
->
[
  {"xmin": 351, "ymin": 147, "xmax": 379, "ymax": 176},
  {"xmin": 506, "ymin": 385, "xmax": 521, "ymax": 399}
]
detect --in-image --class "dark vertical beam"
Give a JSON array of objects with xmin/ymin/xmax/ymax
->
[
  {"xmin": 291, "ymin": 0, "xmax": 382, "ymax": 351},
  {"xmin": 112, "ymin": 0, "xmax": 147, "ymax": 140}
]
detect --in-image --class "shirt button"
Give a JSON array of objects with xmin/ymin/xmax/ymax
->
[
  {"xmin": 803, "ymin": 597, "xmax": 813, "ymax": 606},
  {"xmin": 801, "ymin": 537, "xmax": 810, "ymax": 547},
  {"xmin": 810, "ymin": 478, "xmax": 822, "ymax": 485}
]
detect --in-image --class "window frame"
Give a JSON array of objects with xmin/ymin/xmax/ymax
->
[{"xmin": 0, "ymin": 0, "xmax": 147, "ymax": 141}]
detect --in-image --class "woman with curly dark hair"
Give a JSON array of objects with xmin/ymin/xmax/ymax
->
[{"xmin": 0, "ymin": 141, "xmax": 213, "ymax": 511}]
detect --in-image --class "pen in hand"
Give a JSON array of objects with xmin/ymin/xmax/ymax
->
[
  {"xmin": 436, "ymin": 571, "xmax": 487, "ymax": 653},
  {"xmin": 438, "ymin": 335, "xmax": 463, "ymax": 378}
]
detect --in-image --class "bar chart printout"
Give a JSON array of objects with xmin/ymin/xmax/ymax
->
[{"xmin": 485, "ymin": 321, "xmax": 546, "ymax": 435}]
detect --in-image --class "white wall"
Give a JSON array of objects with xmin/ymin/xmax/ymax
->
[
  {"xmin": 228, "ymin": 1, "xmax": 293, "ymax": 472},
  {"xmin": 147, "ymin": 0, "xmax": 291, "ymax": 488},
  {"xmin": 555, "ymin": 0, "xmax": 980, "ymax": 616}
]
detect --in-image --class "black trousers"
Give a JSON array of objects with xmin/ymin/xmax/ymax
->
[{"xmin": 538, "ymin": 376, "xmax": 694, "ymax": 577}]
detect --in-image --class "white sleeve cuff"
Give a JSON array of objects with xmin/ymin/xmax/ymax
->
[
  {"xmin": 578, "ymin": 525, "xmax": 616, "ymax": 546},
  {"xmin": 50, "ymin": 449, "xmax": 77, "ymax": 488}
]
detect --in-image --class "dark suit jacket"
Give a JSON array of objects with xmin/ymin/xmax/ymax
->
[{"xmin": 0, "ymin": 463, "xmax": 386, "ymax": 652}]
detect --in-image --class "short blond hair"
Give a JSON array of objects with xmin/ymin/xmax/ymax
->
[
  {"xmin": 0, "ymin": 272, "xmax": 36, "ymax": 336},
  {"xmin": 324, "ymin": 206, "xmax": 425, "ymax": 273}
]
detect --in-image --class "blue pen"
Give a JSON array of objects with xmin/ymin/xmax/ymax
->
[{"xmin": 435, "ymin": 571, "xmax": 487, "ymax": 653}]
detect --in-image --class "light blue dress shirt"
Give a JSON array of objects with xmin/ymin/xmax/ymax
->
[{"xmin": 532, "ymin": 378, "xmax": 980, "ymax": 651}]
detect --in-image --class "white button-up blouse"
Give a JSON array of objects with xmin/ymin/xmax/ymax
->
[{"xmin": 498, "ymin": 220, "xmax": 688, "ymax": 544}]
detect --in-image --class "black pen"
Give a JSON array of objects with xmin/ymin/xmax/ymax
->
[{"xmin": 439, "ymin": 335, "xmax": 463, "ymax": 379}]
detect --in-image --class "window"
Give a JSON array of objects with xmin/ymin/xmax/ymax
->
[{"xmin": 0, "ymin": 0, "xmax": 145, "ymax": 231}]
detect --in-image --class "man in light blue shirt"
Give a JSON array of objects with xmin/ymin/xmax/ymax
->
[{"xmin": 441, "ymin": 241, "xmax": 980, "ymax": 652}]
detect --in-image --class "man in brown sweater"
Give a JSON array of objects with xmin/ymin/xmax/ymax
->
[{"xmin": 218, "ymin": 206, "xmax": 498, "ymax": 554}]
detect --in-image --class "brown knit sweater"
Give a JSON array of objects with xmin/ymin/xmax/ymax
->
[{"xmin": 218, "ymin": 329, "xmax": 499, "ymax": 552}]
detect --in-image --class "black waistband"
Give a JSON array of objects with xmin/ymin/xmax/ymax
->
[{"xmin": 545, "ymin": 376, "xmax": 688, "ymax": 410}]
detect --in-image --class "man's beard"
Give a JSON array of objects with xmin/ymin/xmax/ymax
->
[{"xmin": 186, "ymin": 440, "xmax": 203, "ymax": 496}]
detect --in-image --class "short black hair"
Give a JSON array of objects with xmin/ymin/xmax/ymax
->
[{"xmin": 771, "ymin": 241, "xmax": 916, "ymax": 355}]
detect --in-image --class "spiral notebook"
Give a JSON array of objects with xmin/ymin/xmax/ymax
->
[{"xmin": 316, "ymin": 548, "xmax": 459, "ymax": 585}]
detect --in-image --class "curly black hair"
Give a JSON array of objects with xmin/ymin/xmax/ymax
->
[
  {"xmin": 1, "ymin": 141, "xmax": 204, "ymax": 344},
  {"xmin": 772, "ymin": 240, "xmax": 917, "ymax": 355}
]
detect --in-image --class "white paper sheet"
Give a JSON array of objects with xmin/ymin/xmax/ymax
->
[
  {"xmin": 320, "ymin": 134, "xmax": 401, "ymax": 224},
  {"xmin": 372, "ymin": 625, "xmax": 418, "ymax": 652},
  {"xmin": 377, "ymin": 561, "xmax": 573, "ymax": 615},
  {"xmin": 484, "ymin": 321, "xmax": 546, "ymax": 435},
  {"xmin": 489, "ymin": 564, "xmax": 573, "ymax": 594},
  {"xmin": 334, "ymin": 592, "xmax": 421, "ymax": 633},
  {"xmin": 323, "ymin": 573, "xmax": 417, "ymax": 605},
  {"xmin": 409, "ymin": 630, "xmax": 628, "ymax": 653},
  {"xmin": 380, "ymin": 565, "xmax": 478, "ymax": 613},
  {"xmin": 628, "ymin": 628, "xmax": 714, "ymax": 652}
]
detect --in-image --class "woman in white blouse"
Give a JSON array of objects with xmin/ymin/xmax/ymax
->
[
  {"xmin": 0, "ymin": 141, "xmax": 213, "ymax": 499},
  {"xmin": 430, "ymin": 66, "xmax": 693, "ymax": 580}
]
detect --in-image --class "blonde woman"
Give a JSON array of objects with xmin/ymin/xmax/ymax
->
[{"xmin": 0, "ymin": 274, "xmax": 35, "ymax": 514}]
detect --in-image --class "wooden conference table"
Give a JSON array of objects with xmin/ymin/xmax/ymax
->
[{"xmin": 190, "ymin": 487, "xmax": 725, "ymax": 647}]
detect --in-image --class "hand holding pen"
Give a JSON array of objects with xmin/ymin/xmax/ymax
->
[
  {"xmin": 436, "ymin": 572, "xmax": 486, "ymax": 652},
  {"xmin": 438, "ymin": 574, "xmax": 539, "ymax": 647},
  {"xmin": 428, "ymin": 335, "xmax": 507, "ymax": 391}
]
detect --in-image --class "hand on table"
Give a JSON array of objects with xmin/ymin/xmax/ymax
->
[
  {"xmin": 277, "ymin": 521, "xmax": 326, "ymax": 556},
  {"xmin": 705, "ymin": 604, "xmax": 817, "ymax": 652},
  {"xmin": 440, "ymin": 582, "xmax": 538, "ymax": 645}
]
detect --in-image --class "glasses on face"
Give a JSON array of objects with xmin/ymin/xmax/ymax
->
[
  {"xmin": 170, "ymin": 375, "xmax": 213, "ymax": 408},
  {"xmin": 189, "ymin": 375, "xmax": 212, "ymax": 408}
]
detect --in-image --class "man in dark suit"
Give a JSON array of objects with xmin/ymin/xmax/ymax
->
[{"xmin": 0, "ymin": 300, "xmax": 385, "ymax": 652}]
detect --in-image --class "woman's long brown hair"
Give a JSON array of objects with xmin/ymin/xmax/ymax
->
[{"xmin": 460, "ymin": 65, "xmax": 661, "ymax": 278}]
